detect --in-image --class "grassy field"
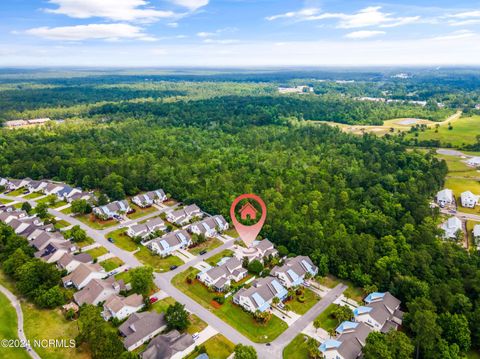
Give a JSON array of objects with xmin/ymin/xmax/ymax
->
[
  {"xmin": 0, "ymin": 198, "xmax": 13, "ymax": 204},
  {"xmin": 8, "ymin": 188, "xmax": 27, "ymax": 196},
  {"xmin": 76, "ymin": 214, "xmax": 117, "ymax": 230},
  {"xmin": 134, "ymin": 246, "xmax": 183, "ymax": 272},
  {"xmin": 60, "ymin": 206, "xmax": 73, "ymax": 215},
  {"xmin": 151, "ymin": 297, "xmax": 176, "ymax": 313},
  {"xmin": 467, "ymin": 351, "xmax": 480, "ymax": 359},
  {"xmin": 0, "ymin": 292, "xmax": 30, "ymax": 359},
  {"xmin": 172, "ymin": 267, "xmax": 288, "ymax": 343},
  {"xmin": 85, "ymin": 246, "xmax": 108, "ymax": 259},
  {"xmin": 105, "ymin": 228, "xmax": 137, "ymax": 252},
  {"xmin": 206, "ymin": 249, "xmax": 234, "ymax": 266},
  {"xmin": 184, "ymin": 334, "xmax": 235, "ymax": 359},
  {"xmin": 283, "ymin": 334, "xmax": 318, "ymax": 359},
  {"xmin": 189, "ymin": 237, "xmax": 223, "ymax": 255},
  {"xmin": 22, "ymin": 303, "xmax": 90, "ymax": 359},
  {"xmin": 99, "ymin": 257, "xmax": 124, "ymax": 272},
  {"xmin": 405, "ymin": 115, "xmax": 480, "ymax": 147},
  {"xmin": 126, "ymin": 204, "xmax": 157, "ymax": 220},
  {"xmin": 314, "ymin": 303, "xmax": 339, "ymax": 333},
  {"xmin": 54, "ymin": 220, "xmax": 70, "ymax": 229},
  {"xmin": 285, "ymin": 288, "xmax": 320, "ymax": 315},
  {"xmin": 24, "ymin": 192, "xmax": 43, "ymax": 199},
  {"xmin": 114, "ymin": 270, "xmax": 131, "ymax": 284}
]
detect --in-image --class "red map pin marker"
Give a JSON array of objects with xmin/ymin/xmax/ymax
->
[{"xmin": 230, "ymin": 194, "xmax": 267, "ymax": 247}]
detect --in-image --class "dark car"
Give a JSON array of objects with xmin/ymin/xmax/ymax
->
[
  {"xmin": 170, "ymin": 265, "xmax": 178, "ymax": 270},
  {"xmin": 108, "ymin": 237, "xmax": 115, "ymax": 243},
  {"xmin": 199, "ymin": 250, "xmax": 207, "ymax": 255}
]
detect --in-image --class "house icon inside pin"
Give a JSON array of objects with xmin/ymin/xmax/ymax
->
[{"xmin": 239, "ymin": 202, "xmax": 258, "ymax": 221}]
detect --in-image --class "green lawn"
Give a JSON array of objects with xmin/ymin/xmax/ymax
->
[
  {"xmin": 189, "ymin": 237, "xmax": 223, "ymax": 255},
  {"xmin": 406, "ymin": 115, "xmax": 480, "ymax": 147},
  {"xmin": 99, "ymin": 257, "xmax": 124, "ymax": 272},
  {"xmin": 316, "ymin": 275, "xmax": 364, "ymax": 302},
  {"xmin": 126, "ymin": 203, "xmax": 157, "ymax": 220},
  {"xmin": 54, "ymin": 220, "xmax": 70, "ymax": 229},
  {"xmin": 74, "ymin": 236, "xmax": 94, "ymax": 248},
  {"xmin": 114, "ymin": 270, "xmax": 131, "ymax": 284},
  {"xmin": 314, "ymin": 304, "xmax": 340, "ymax": 333},
  {"xmin": 0, "ymin": 292, "xmax": 30, "ymax": 359},
  {"xmin": 467, "ymin": 351, "xmax": 480, "ymax": 359},
  {"xmin": 105, "ymin": 228, "xmax": 137, "ymax": 252},
  {"xmin": 52, "ymin": 201, "xmax": 68, "ymax": 209},
  {"xmin": 24, "ymin": 192, "xmax": 43, "ymax": 199},
  {"xmin": 285, "ymin": 288, "xmax": 320, "ymax": 315},
  {"xmin": 76, "ymin": 214, "xmax": 117, "ymax": 230},
  {"xmin": 184, "ymin": 334, "xmax": 235, "ymax": 359},
  {"xmin": 134, "ymin": 246, "xmax": 183, "ymax": 272},
  {"xmin": 60, "ymin": 206, "xmax": 73, "ymax": 215},
  {"xmin": 151, "ymin": 297, "xmax": 176, "ymax": 313},
  {"xmin": 151, "ymin": 296, "xmax": 206, "ymax": 334},
  {"xmin": 22, "ymin": 302, "xmax": 91, "ymax": 359},
  {"xmin": 9, "ymin": 188, "xmax": 27, "ymax": 196},
  {"xmin": 0, "ymin": 198, "xmax": 13, "ymax": 204},
  {"xmin": 85, "ymin": 246, "xmax": 108, "ymax": 259},
  {"xmin": 223, "ymin": 228, "xmax": 239, "ymax": 238},
  {"xmin": 206, "ymin": 250, "xmax": 234, "ymax": 266},
  {"xmin": 283, "ymin": 334, "xmax": 318, "ymax": 359},
  {"xmin": 172, "ymin": 267, "xmax": 288, "ymax": 343}
]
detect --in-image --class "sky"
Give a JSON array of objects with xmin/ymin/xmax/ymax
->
[{"xmin": 1, "ymin": 0, "xmax": 480, "ymax": 67}]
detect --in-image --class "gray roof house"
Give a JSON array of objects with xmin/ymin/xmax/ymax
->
[
  {"xmin": 73, "ymin": 277, "xmax": 125, "ymax": 306},
  {"xmin": 353, "ymin": 292, "xmax": 403, "ymax": 332},
  {"xmin": 436, "ymin": 189, "xmax": 453, "ymax": 207},
  {"xmin": 141, "ymin": 330, "xmax": 194, "ymax": 359},
  {"xmin": 197, "ymin": 257, "xmax": 247, "ymax": 291},
  {"xmin": 57, "ymin": 252, "xmax": 93, "ymax": 273},
  {"xmin": 233, "ymin": 276, "xmax": 288, "ymax": 313},
  {"xmin": 440, "ymin": 217, "xmax": 463, "ymax": 239},
  {"xmin": 127, "ymin": 217, "xmax": 166, "ymax": 239},
  {"xmin": 132, "ymin": 189, "xmax": 167, "ymax": 208},
  {"xmin": 62, "ymin": 263, "xmax": 106, "ymax": 290},
  {"xmin": 146, "ymin": 230, "xmax": 192, "ymax": 257},
  {"xmin": 102, "ymin": 293, "xmax": 144, "ymax": 321},
  {"xmin": 93, "ymin": 200, "xmax": 132, "ymax": 219},
  {"xmin": 461, "ymin": 191, "xmax": 479, "ymax": 208},
  {"xmin": 187, "ymin": 215, "xmax": 229, "ymax": 237},
  {"xmin": 271, "ymin": 256, "xmax": 318, "ymax": 288},
  {"xmin": 119, "ymin": 312, "xmax": 167, "ymax": 351},
  {"xmin": 236, "ymin": 239, "xmax": 278, "ymax": 263},
  {"xmin": 166, "ymin": 204, "xmax": 202, "ymax": 225},
  {"xmin": 319, "ymin": 321, "xmax": 372, "ymax": 359},
  {"xmin": 34, "ymin": 240, "xmax": 77, "ymax": 264}
]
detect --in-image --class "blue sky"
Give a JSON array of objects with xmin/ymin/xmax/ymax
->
[{"xmin": 1, "ymin": 0, "xmax": 480, "ymax": 66}]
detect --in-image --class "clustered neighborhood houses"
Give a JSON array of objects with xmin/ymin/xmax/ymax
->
[
  {"xmin": 320, "ymin": 292, "xmax": 403, "ymax": 359},
  {"xmin": 4, "ymin": 117, "xmax": 51, "ymax": 128},
  {"xmin": 145, "ymin": 230, "xmax": 192, "ymax": 257},
  {"xmin": 126, "ymin": 217, "xmax": 167, "ymax": 239},
  {"xmin": 166, "ymin": 204, "xmax": 202, "ymax": 225},
  {"xmin": 187, "ymin": 215, "xmax": 229, "ymax": 237},
  {"xmin": 197, "ymin": 257, "xmax": 247, "ymax": 292},
  {"xmin": 270, "ymin": 255, "xmax": 318, "ymax": 288},
  {"xmin": 132, "ymin": 189, "xmax": 167, "ymax": 208},
  {"xmin": 93, "ymin": 200, "xmax": 132, "ymax": 220},
  {"xmin": 234, "ymin": 277, "xmax": 288, "ymax": 312}
]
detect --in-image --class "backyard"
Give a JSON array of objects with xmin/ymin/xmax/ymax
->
[
  {"xmin": 172, "ymin": 267, "xmax": 288, "ymax": 343},
  {"xmin": 317, "ymin": 275, "xmax": 365, "ymax": 302},
  {"xmin": 314, "ymin": 303, "xmax": 340, "ymax": 333},
  {"xmin": 85, "ymin": 246, "xmax": 108, "ymax": 259},
  {"xmin": 285, "ymin": 288, "xmax": 320, "ymax": 315},
  {"xmin": 76, "ymin": 213, "xmax": 117, "ymax": 230},
  {"xmin": 206, "ymin": 249, "xmax": 234, "ymax": 266}
]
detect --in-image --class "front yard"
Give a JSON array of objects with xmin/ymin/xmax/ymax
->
[
  {"xmin": 172, "ymin": 267, "xmax": 288, "ymax": 343},
  {"xmin": 285, "ymin": 288, "xmax": 320, "ymax": 315},
  {"xmin": 76, "ymin": 213, "xmax": 117, "ymax": 230},
  {"xmin": 283, "ymin": 334, "xmax": 318, "ymax": 359},
  {"xmin": 206, "ymin": 249, "xmax": 234, "ymax": 266},
  {"xmin": 85, "ymin": 246, "xmax": 108, "ymax": 259},
  {"xmin": 99, "ymin": 257, "xmax": 124, "ymax": 272},
  {"xmin": 105, "ymin": 228, "xmax": 138, "ymax": 252},
  {"xmin": 54, "ymin": 219, "xmax": 70, "ymax": 229},
  {"xmin": 314, "ymin": 303, "xmax": 339, "ymax": 333},
  {"xmin": 24, "ymin": 192, "xmax": 43, "ymax": 199},
  {"xmin": 134, "ymin": 246, "xmax": 183, "ymax": 272},
  {"xmin": 126, "ymin": 203, "xmax": 158, "ymax": 220},
  {"xmin": 189, "ymin": 237, "xmax": 223, "ymax": 255},
  {"xmin": 184, "ymin": 334, "xmax": 235, "ymax": 359}
]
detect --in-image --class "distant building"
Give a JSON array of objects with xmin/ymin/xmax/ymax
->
[
  {"xmin": 466, "ymin": 157, "xmax": 480, "ymax": 167},
  {"xmin": 278, "ymin": 86, "xmax": 313, "ymax": 94}
]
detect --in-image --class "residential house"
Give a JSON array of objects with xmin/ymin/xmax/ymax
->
[
  {"xmin": 141, "ymin": 330, "xmax": 194, "ymax": 359},
  {"xmin": 188, "ymin": 215, "xmax": 229, "ymax": 237},
  {"xmin": 62, "ymin": 263, "xmax": 106, "ymax": 290},
  {"xmin": 102, "ymin": 293, "xmax": 144, "ymax": 321},
  {"xmin": 119, "ymin": 312, "xmax": 167, "ymax": 351},
  {"xmin": 34, "ymin": 240, "xmax": 77, "ymax": 264},
  {"xmin": 0, "ymin": 210, "xmax": 27, "ymax": 224},
  {"xmin": 132, "ymin": 189, "xmax": 167, "ymax": 208},
  {"xmin": 440, "ymin": 217, "xmax": 463, "ymax": 239},
  {"xmin": 27, "ymin": 180, "xmax": 49, "ymax": 193},
  {"xmin": 93, "ymin": 200, "xmax": 132, "ymax": 220},
  {"xmin": 0, "ymin": 177, "xmax": 8, "ymax": 187},
  {"xmin": 436, "ymin": 189, "xmax": 454, "ymax": 207},
  {"xmin": 57, "ymin": 253, "xmax": 93, "ymax": 273},
  {"xmin": 461, "ymin": 191, "xmax": 479, "ymax": 208},
  {"xmin": 30, "ymin": 231, "xmax": 64, "ymax": 251},
  {"xmin": 319, "ymin": 321, "xmax": 372, "ymax": 359},
  {"xmin": 473, "ymin": 225, "xmax": 480, "ymax": 248},
  {"xmin": 354, "ymin": 292, "xmax": 403, "ymax": 332},
  {"xmin": 67, "ymin": 191, "xmax": 92, "ymax": 204},
  {"xmin": 233, "ymin": 277, "xmax": 288, "ymax": 313},
  {"xmin": 237, "ymin": 239, "xmax": 278, "ymax": 263},
  {"xmin": 166, "ymin": 204, "xmax": 202, "ymax": 225},
  {"xmin": 146, "ymin": 230, "xmax": 192, "ymax": 257},
  {"xmin": 56, "ymin": 185, "xmax": 82, "ymax": 201},
  {"xmin": 270, "ymin": 256, "xmax": 318, "ymax": 288},
  {"xmin": 43, "ymin": 182, "xmax": 64, "ymax": 195},
  {"xmin": 466, "ymin": 157, "xmax": 480, "ymax": 167},
  {"xmin": 197, "ymin": 257, "xmax": 247, "ymax": 291},
  {"xmin": 73, "ymin": 277, "xmax": 125, "ymax": 306},
  {"xmin": 6, "ymin": 178, "xmax": 31, "ymax": 190},
  {"xmin": 126, "ymin": 217, "xmax": 167, "ymax": 239}
]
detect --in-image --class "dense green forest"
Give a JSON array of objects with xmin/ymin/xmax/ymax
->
[{"xmin": 1, "ymin": 69, "xmax": 480, "ymax": 358}]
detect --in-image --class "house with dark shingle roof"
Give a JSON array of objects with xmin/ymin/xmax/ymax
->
[
  {"xmin": 141, "ymin": 330, "xmax": 194, "ymax": 359},
  {"xmin": 353, "ymin": 292, "xmax": 403, "ymax": 332},
  {"xmin": 319, "ymin": 321, "xmax": 372, "ymax": 359},
  {"xmin": 73, "ymin": 277, "xmax": 125, "ymax": 306},
  {"xmin": 102, "ymin": 293, "xmax": 144, "ymax": 321},
  {"xmin": 119, "ymin": 312, "xmax": 167, "ymax": 351},
  {"xmin": 57, "ymin": 252, "xmax": 93, "ymax": 273},
  {"xmin": 62, "ymin": 263, "xmax": 106, "ymax": 290}
]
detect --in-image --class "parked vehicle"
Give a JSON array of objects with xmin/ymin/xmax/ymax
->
[
  {"xmin": 170, "ymin": 265, "xmax": 178, "ymax": 270},
  {"xmin": 108, "ymin": 237, "xmax": 115, "ymax": 243},
  {"xmin": 149, "ymin": 297, "xmax": 158, "ymax": 304},
  {"xmin": 199, "ymin": 250, "xmax": 207, "ymax": 255}
]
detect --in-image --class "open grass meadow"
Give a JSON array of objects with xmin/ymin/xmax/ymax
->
[{"xmin": 172, "ymin": 267, "xmax": 288, "ymax": 343}]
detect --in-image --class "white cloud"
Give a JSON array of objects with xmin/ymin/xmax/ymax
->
[
  {"xmin": 266, "ymin": 6, "xmax": 420, "ymax": 29},
  {"xmin": 24, "ymin": 23, "xmax": 156, "ymax": 41},
  {"xmin": 433, "ymin": 29, "xmax": 476, "ymax": 41},
  {"xmin": 197, "ymin": 31, "xmax": 215, "ymax": 38},
  {"xmin": 45, "ymin": 0, "xmax": 176, "ymax": 22},
  {"xmin": 446, "ymin": 10, "xmax": 480, "ymax": 26},
  {"xmin": 448, "ymin": 10, "xmax": 480, "ymax": 19},
  {"xmin": 449, "ymin": 19, "xmax": 480, "ymax": 26},
  {"xmin": 203, "ymin": 38, "xmax": 239, "ymax": 44},
  {"xmin": 170, "ymin": 0, "xmax": 209, "ymax": 11},
  {"xmin": 345, "ymin": 30, "xmax": 386, "ymax": 39}
]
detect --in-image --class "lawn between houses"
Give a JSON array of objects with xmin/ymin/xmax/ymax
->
[
  {"xmin": 100, "ymin": 257, "xmax": 124, "ymax": 272},
  {"xmin": 126, "ymin": 203, "xmax": 157, "ymax": 220},
  {"xmin": 314, "ymin": 303, "xmax": 340, "ymax": 333},
  {"xmin": 172, "ymin": 267, "xmax": 288, "ymax": 343},
  {"xmin": 317, "ymin": 275, "xmax": 365, "ymax": 303},
  {"xmin": 283, "ymin": 334, "xmax": 319, "ymax": 359},
  {"xmin": 105, "ymin": 228, "xmax": 138, "ymax": 252},
  {"xmin": 189, "ymin": 237, "xmax": 223, "ymax": 255},
  {"xmin": 152, "ymin": 297, "xmax": 207, "ymax": 335},
  {"xmin": 285, "ymin": 287, "xmax": 320, "ymax": 315},
  {"xmin": 76, "ymin": 213, "xmax": 117, "ymax": 230},
  {"xmin": 184, "ymin": 334, "xmax": 235, "ymax": 359},
  {"xmin": 134, "ymin": 246, "xmax": 183, "ymax": 272}
]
